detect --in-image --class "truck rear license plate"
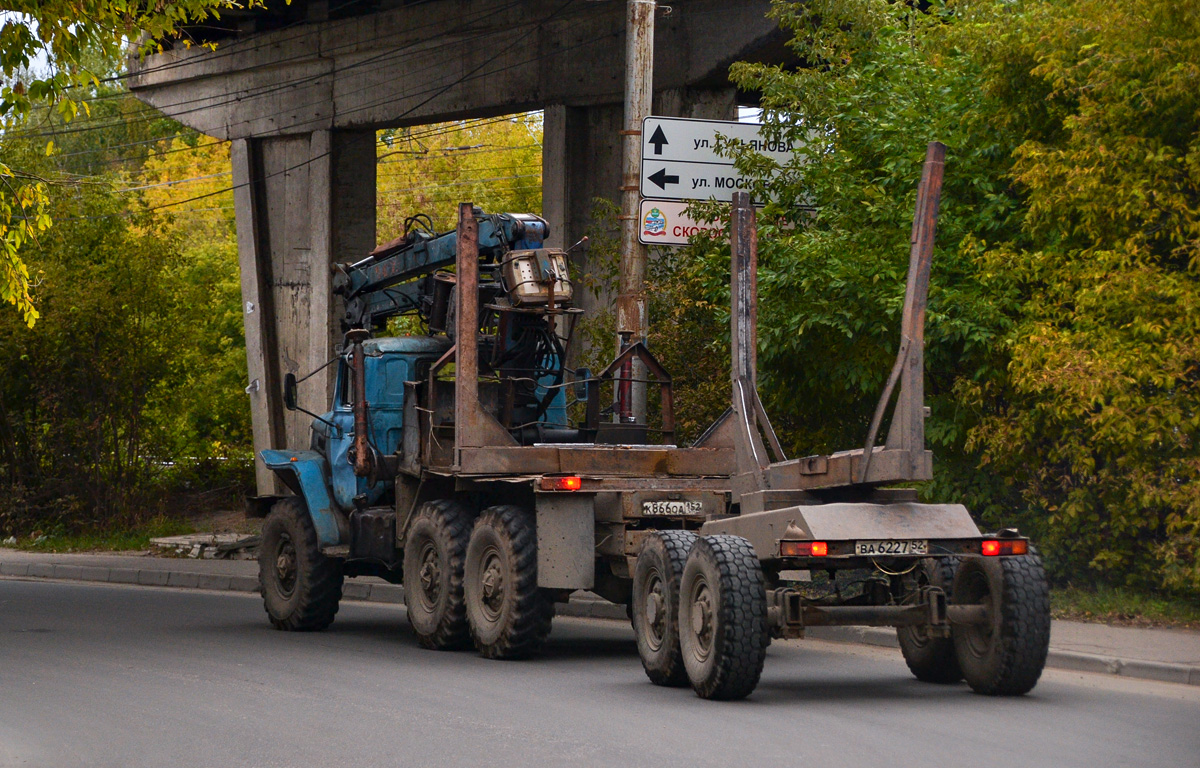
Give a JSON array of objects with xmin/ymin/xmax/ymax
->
[
  {"xmin": 855, "ymin": 539, "xmax": 928, "ymax": 556},
  {"xmin": 642, "ymin": 500, "xmax": 703, "ymax": 516}
]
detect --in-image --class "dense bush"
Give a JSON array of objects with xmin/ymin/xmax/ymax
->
[{"xmin": 664, "ymin": 0, "xmax": 1199, "ymax": 594}]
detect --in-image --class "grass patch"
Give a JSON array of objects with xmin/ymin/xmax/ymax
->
[
  {"xmin": 1051, "ymin": 586, "xmax": 1200, "ymax": 630},
  {"xmin": 11, "ymin": 516, "xmax": 196, "ymax": 553}
]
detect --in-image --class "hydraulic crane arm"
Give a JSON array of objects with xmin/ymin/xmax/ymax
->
[{"xmin": 332, "ymin": 211, "xmax": 549, "ymax": 330}]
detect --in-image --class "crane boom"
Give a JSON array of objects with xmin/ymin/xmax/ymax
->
[{"xmin": 332, "ymin": 211, "xmax": 549, "ymax": 330}]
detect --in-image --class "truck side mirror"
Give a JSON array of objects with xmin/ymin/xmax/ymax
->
[
  {"xmin": 283, "ymin": 373, "xmax": 298, "ymax": 411},
  {"xmin": 574, "ymin": 368, "xmax": 591, "ymax": 401}
]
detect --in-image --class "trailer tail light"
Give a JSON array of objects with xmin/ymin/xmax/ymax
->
[
  {"xmin": 539, "ymin": 476, "xmax": 582, "ymax": 491},
  {"xmin": 780, "ymin": 540, "xmax": 828, "ymax": 557},
  {"xmin": 981, "ymin": 539, "xmax": 1028, "ymax": 556}
]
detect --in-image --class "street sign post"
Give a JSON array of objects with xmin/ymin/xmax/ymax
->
[{"xmin": 638, "ymin": 116, "xmax": 794, "ymax": 203}]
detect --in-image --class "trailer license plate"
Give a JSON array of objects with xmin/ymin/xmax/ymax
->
[
  {"xmin": 855, "ymin": 539, "xmax": 929, "ymax": 556},
  {"xmin": 642, "ymin": 500, "xmax": 703, "ymax": 516}
]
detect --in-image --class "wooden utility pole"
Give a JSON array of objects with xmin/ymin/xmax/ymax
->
[{"xmin": 615, "ymin": 0, "xmax": 655, "ymax": 425}]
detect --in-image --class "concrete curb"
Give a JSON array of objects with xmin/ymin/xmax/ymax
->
[
  {"xmin": 3, "ymin": 560, "xmax": 1196, "ymax": 687},
  {"xmin": 803, "ymin": 625, "xmax": 1200, "ymax": 686}
]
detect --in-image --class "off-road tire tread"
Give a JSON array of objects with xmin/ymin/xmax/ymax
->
[
  {"xmin": 956, "ymin": 552, "xmax": 1050, "ymax": 696},
  {"xmin": 683, "ymin": 535, "xmax": 768, "ymax": 701},
  {"xmin": 259, "ymin": 498, "xmax": 344, "ymax": 631},
  {"xmin": 633, "ymin": 530, "xmax": 698, "ymax": 687},
  {"xmin": 404, "ymin": 498, "xmax": 474, "ymax": 650},
  {"xmin": 469, "ymin": 505, "xmax": 553, "ymax": 660},
  {"xmin": 898, "ymin": 557, "xmax": 962, "ymax": 683}
]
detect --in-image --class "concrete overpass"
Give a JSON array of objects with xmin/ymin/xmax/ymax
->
[{"xmin": 128, "ymin": 0, "xmax": 787, "ymax": 492}]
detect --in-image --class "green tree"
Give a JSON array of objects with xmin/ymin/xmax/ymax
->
[
  {"xmin": 674, "ymin": 0, "xmax": 1199, "ymax": 592},
  {"xmin": 376, "ymin": 114, "xmax": 543, "ymax": 236},
  {"xmin": 0, "ymin": 0, "xmax": 248, "ymax": 326}
]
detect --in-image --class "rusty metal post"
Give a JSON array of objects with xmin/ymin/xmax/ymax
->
[
  {"xmin": 615, "ymin": 0, "xmax": 656, "ymax": 425},
  {"xmin": 860, "ymin": 142, "xmax": 945, "ymax": 483},
  {"xmin": 452, "ymin": 203, "xmax": 517, "ymax": 467},
  {"xmin": 885, "ymin": 142, "xmax": 944, "ymax": 460},
  {"xmin": 729, "ymin": 191, "xmax": 773, "ymax": 479},
  {"xmin": 730, "ymin": 191, "xmax": 757, "ymax": 386},
  {"xmin": 348, "ymin": 328, "xmax": 372, "ymax": 478},
  {"xmin": 454, "ymin": 203, "xmax": 480, "ymax": 464}
]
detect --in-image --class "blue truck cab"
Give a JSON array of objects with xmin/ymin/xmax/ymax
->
[{"xmin": 259, "ymin": 335, "xmax": 452, "ymax": 550}]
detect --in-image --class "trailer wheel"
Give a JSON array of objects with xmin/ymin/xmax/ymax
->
[
  {"xmin": 952, "ymin": 553, "xmax": 1050, "ymax": 695},
  {"xmin": 259, "ymin": 497, "xmax": 344, "ymax": 631},
  {"xmin": 679, "ymin": 535, "xmax": 768, "ymax": 700},
  {"xmin": 897, "ymin": 557, "xmax": 962, "ymax": 683},
  {"xmin": 403, "ymin": 499, "xmax": 474, "ymax": 650},
  {"xmin": 464, "ymin": 505, "xmax": 553, "ymax": 659},
  {"xmin": 632, "ymin": 530, "xmax": 698, "ymax": 687}
]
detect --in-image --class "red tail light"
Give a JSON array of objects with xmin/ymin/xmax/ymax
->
[
  {"xmin": 539, "ymin": 476, "xmax": 582, "ymax": 491},
  {"xmin": 981, "ymin": 539, "xmax": 1028, "ymax": 556},
  {"xmin": 780, "ymin": 540, "xmax": 829, "ymax": 557}
]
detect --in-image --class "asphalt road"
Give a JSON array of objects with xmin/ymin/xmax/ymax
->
[{"xmin": 2, "ymin": 579, "xmax": 1197, "ymax": 768}]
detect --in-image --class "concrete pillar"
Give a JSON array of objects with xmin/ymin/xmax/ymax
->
[
  {"xmin": 233, "ymin": 129, "xmax": 376, "ymax": 495},
  {"xmin": 654, "ymin": 87, "xmax": 738, "ymax": 121},
  {"xmin": 541, "ymin": 105, "xmax": 568, "ymax": 251}
]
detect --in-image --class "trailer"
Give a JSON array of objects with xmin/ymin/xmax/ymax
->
[{"xmin": 251, "ymin": 142, "xmax": 1050, "ymax": 699}]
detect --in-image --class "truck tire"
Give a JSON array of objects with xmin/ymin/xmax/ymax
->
[
  {"xmin": 679, "ymin": 535, "xmax": 768, "ymax": 700},
  {"xmin": 464, "ymin": 505, "xmax": 553, "ymax": 659},
  {"xmin": 403, "ymin": 499, "xmax": 474, "ymax": 650},
  {"xmin": 897, "ymin": 557, "xmax": 962, "ymax": 683},
  {"xmin": 952, "ymin": 553, "xmax": 1050, "ymax": 695},
  {"xmin": 632, "ymin": 530, "xmax": 698, "ymax": 687},
  {"xmin": 259, "ymin": 497, "xmax": 344, "ymax": 631}
]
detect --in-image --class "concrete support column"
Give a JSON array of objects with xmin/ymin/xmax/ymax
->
[{"xmin": 233, "ymin": 129, "xmax": 376, "ymax": 495}]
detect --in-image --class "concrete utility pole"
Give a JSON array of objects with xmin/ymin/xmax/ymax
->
[{"xmin": 615, "ymin": 0, "xmax": 655, "ymax": 426}]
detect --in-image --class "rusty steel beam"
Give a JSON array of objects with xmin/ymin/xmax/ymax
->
[
  {"xmin": 859, "ymin": 141, "xmax": 945, "ymax": 483},
  {"xmin": 729, "ymin": 191, "xmax": 784, "ymax": 482},
  {"xmin": 453, "ymin": 203, "xmax": 517, "ymax": 468},
  {"xmin": 731, "ymin": 190, "xmax": 758, "ymax": 387}
]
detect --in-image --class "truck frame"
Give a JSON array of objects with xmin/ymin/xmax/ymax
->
[{"xmin": 251, "ymin": 142, "xmax": 1050, "ymax": 699}]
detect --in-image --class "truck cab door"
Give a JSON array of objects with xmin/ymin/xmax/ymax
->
[
  {"xmin": 326, "ymin": 352, "xmax": 409, "ymax": 510},
  {"xmin": 327, "ymin": 360, "xmax": 364, "ymax": 510}
]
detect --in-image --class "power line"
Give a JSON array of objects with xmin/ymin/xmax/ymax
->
[
  {"xmin": 13, "ymin": 4, "xmax": 569, "ymax": 230},
  {"xmin": 132, "ymin": 0, "xmax": 578, "ymax": 215}
]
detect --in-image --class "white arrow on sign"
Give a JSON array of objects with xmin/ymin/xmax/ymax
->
[
  {"xmin": 642, "ymin": 116, "xmax": 795, "ymax": 166},
  {"xmin": 639, "ymin": 160, "xmax": 757, "ymax": 203}
]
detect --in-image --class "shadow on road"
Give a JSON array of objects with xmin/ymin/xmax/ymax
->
[{"xmin": 540, "ymin": 635, "xmax": 639, "ymax": 660}]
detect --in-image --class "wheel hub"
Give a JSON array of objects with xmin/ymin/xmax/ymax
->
[
  {"xmin": 643, "ymin": 570, "xmax": 666, "ymax": 651},
  {"xmin": 417, "ymin": 542, "xmax": 442, "ymax": 606},
  {"xmin": 690, "ymin": 580, "xmax": 714, "ymax": 660},
  {"xmin": 274, "ymin": 535, "xmax": 297, "ymax": 596},
  {"xmin": 480, "ymin": 549, "xmax": 505, "ymax": 617}
]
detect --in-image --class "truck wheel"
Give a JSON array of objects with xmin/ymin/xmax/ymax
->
[
  {"xmin": 633, "ymin": 530, "xmax": 698, "ymax": 687},
  {"xmin": 259, "ymin": 497, "xmax": 344, "ymax": 631},
  {"xmin": 679, "ymin": 535, "xmax": 768, "ymax": 700},
  {"xmin": 952, "ymin": 553, "xmax": 1050, "ymax": 695},
  {"xmin": 897, "ymin": 557, "xmax": 962, "ymax": 683},
  {"xmin": 464, "ymin": 505, "xmax": 553, "ymax": 659},
  {"xmin": 403, "ymin": 499, "xmax": 474, "ymax": 650}
]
